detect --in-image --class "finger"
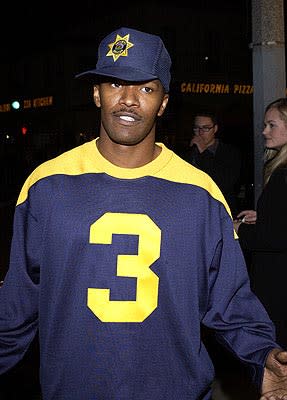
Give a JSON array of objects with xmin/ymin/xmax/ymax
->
[
  {"xmin": 275, "ymin": 351, "xmax": 287, "ymax": 364},
  {"xmin": 261, "ymin": 394, "xmax": 287, "ymax": 400}
]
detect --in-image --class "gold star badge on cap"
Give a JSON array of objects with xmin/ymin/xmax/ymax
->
[{"xmin": 106, "ymin": 33, "xmax": 134, "ymax": 62}]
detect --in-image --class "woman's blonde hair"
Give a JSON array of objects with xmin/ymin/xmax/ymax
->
[{"xmin": 263, "ymin": 97, "xmax": 287, "ymax": 185}]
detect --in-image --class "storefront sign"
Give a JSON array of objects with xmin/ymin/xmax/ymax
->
[
  {"xmin": 181, "ymin": 82, "xmax": 254, "ymax": 94},
  {"xmin": 0, "ymin": 96, "xmax": 53, "ymax": 112}
]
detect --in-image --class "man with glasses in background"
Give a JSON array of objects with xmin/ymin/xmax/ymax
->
[
  {"xmin": 182, "ymin": 110, "xmax": 242, "ymax": 218},
  {"xmin": 182, "ymin": 110, "xmax": 247, "ymax": 396}
]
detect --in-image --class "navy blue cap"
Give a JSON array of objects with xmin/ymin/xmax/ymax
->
[{"xmin": 75, "ymin": 27, "xmax": 171, "ymax": 93}]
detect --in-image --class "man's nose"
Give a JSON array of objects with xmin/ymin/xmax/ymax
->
[{"xmin": 119, "ymin": 86, "xmax": 140, "ymax": 106}]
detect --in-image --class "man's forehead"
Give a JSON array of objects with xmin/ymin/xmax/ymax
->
[{"xmin": 195, "ymin": 116, "xmax": 213, "ymax": 123}]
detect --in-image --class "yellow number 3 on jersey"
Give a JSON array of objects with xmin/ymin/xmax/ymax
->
[{"xmin": 87, "ymin": 212, "xmax": 161, "ymax": 322}]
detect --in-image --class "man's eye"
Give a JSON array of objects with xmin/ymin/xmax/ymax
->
[
  {"xmin": 111, "ymin": 82, "xmax": 121, "ymax": 88},
  {"xmin": 142, "ymin": 87, "xmax": 152, "ymax": 93}
]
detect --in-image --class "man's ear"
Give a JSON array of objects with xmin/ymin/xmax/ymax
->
[
  {"xmin": 157, "ymin": 94, "xmax": 169, "ymax": 117},
  {"xmin": 93, "ymin": 85, "xmax": 101, "ymax": 107},
  {"xmin": 157, "ymin": 93, "xmax": 169, "ymax": 117}
]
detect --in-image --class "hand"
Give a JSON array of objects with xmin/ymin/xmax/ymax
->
[
  {"xmin": 236, "ymin": 209, "xmax": 257, "ymax": 224},
  {"xmin": 233, "ymin": 219, "xmax": 242, "ymax": 234},
  {"xmin": 260, "ymin": 348, "xmax": 287, "ymax": 399},
  {"xmin": 190, "ymin": 136, "xmax": 207, "ymax": 153}
]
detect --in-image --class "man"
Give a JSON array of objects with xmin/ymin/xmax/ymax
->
[
  {"xmin": 0, "ymin": 27, "xmax": 287, "ymax": 400},
  {"xmin": 182, "ymin": 111, "xmax": 242, "ymax": 217}
]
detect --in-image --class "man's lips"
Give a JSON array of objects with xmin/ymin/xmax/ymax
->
[
  {"xmin": 113, "ymin": 111, "xmax": 141, "ymax": 123},
  {"xmin": 119, "ymin": 115, "xmax": 136, "ymax": 122}
]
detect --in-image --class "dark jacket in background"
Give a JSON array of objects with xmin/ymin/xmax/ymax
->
[
  {"xmin": 238, "ymin": 167, "xmax": 287, "ymax": 348},
  {"xmin": 181, "ymin": 140, "xmax": 242, "ymax": 217}
]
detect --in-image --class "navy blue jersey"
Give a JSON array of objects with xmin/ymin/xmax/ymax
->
[{"xmin": 0, "ymin": 139, "xmax": 277, "ymax": 399}]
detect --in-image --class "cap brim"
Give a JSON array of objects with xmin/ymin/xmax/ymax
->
[{"xmin": 75, "ymin": 66, "xmax": 158, "ymax": 84}]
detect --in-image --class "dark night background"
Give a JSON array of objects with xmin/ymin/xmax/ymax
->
[
  {"xmin": 0, "ymin": 0, "xmax": 255, "ymax": 194},
  {"xmin": 0, "ymin": 1, "xmax": 284, "ymax": 398}
]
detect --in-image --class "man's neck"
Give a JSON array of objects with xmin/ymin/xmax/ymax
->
[{"xmin": 96, "ymin": 137, "xmax": 162, "ymax": 168}]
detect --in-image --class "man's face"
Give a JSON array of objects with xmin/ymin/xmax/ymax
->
[
  {"xmin": 93, "ymin": 79, "xmax": 169, "ymax": 146},
  {"xmin": 193, "ymin": 116, "xmax": 218, "ymax": 147}
]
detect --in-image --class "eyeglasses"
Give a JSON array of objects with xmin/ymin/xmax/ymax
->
[{"xmin": 192, "ymin": 125, "xmax": 215, "ymax": 133}]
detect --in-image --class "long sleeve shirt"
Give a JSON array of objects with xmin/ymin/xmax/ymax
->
[{"xmin": 0, "ymin": 139, "xmax": 278, "ymax": 400}]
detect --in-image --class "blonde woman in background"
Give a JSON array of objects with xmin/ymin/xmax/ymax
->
[{"xmin": 234, "ymin": 97, "xmax": 287, "ymax": 348}]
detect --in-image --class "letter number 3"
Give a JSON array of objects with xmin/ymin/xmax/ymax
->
[{"xmin": 87, "ymin": 212, "xmax": 161, "ymax": 322}]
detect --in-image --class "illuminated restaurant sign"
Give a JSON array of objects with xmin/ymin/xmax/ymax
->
[
  {"xmin": 181, "ymin": 82, "xmax": 254, "ymax": 94},
  {"xmin": 0, "ymin": 96, "xmax": 53, "ymax": 112}
]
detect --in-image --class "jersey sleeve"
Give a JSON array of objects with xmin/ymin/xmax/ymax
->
[
  {"xmin": 202, "ymin": 208, "xmax": 278, "ymax": 389},
  {"xmin": 0, "ymin": 192, "xmax": 40, "ymax": 374}
]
